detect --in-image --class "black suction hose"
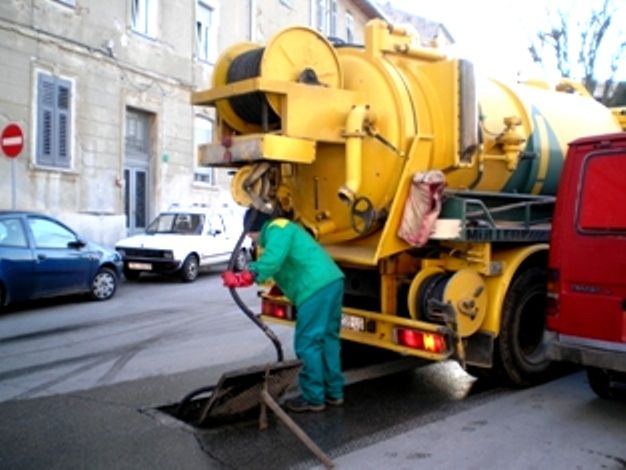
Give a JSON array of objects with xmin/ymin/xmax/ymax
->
[
  {"xmin": 228, "ymin": 209, "xmax": 284, "ymax": 363},
  {"xmin": 177, "ymin": 209, "xmax": 284, "ymax": 418}
]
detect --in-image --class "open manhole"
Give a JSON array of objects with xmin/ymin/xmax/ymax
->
[{"xmin": 158, "ymin": 360, "xmax": 301, "ymax": 428}]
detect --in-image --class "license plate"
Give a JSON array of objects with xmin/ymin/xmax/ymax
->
[
  {"xmin": 128, "ymin": 262, "xmax": 152, "ymax": 270},
  {"xmin": 341, "ymin": 314, "xmax": 365, "ymax": 332}
]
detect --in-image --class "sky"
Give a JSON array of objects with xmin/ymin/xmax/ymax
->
[{"xmin": 380, "ymin": 0, "xmax": 626, "ymax": 84}]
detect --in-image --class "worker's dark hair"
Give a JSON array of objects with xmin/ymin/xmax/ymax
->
[{"xmin": 243, "ymin": 208, "xmax": 271, "ymax": 232}]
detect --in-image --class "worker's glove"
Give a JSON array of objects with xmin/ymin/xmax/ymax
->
[{"xmin": 221, "ymin": 270, "xmax": 255, "ymax": 288}]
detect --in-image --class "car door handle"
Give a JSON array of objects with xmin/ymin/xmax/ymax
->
[{"xmin": 37, "ymin": 254, "xmax": 47, "ymax": 261}]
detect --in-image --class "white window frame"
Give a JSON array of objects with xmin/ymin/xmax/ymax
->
[
  {"xmin": 329, "ymin": 0, "xmax": 337, "ymax": 37},
  {"xmin": 33, "ymin": 70, "xmax": 75, "ymax": 170},
  {"xmin": 194, "ymin": 115, "xmax": 215, "ymax": 186},
  {"xmin": 316, "ymin": 0, "xmax": 328, "ymax": 34},
  {"xmin": 315, "ymin": 0, "xmax": 338, "ymax": 37},
  {"xmin": 131, "ymin": 0, "xmax": 158, "ymax": 38},
  {"xmin": 195, "ymin": 0, "xmax": 219, "ymax": 64},
  {"xmin": 345, "ymin": 11, "xmax": 354, "ymax": 43}
]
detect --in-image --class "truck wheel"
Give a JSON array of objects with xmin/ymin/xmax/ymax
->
[
  {"xmin": 494, "ymin": 267, "xmax": 552, "ymax": 387},
  {"xmin": 123, "ymin": 268, "xmax": 141, "ymax": 281},
  {"xmin": 586, "ymin": 367, "xmax": 616, "ymax": 399},
  {"xmin": 90, "ymin": 268, "xmax": 118, "ymax": 301},
  {"xmin": 180, "ymin": 254, "xmax": 199, "ymax": 282}
]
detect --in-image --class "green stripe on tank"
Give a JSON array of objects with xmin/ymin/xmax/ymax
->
[
  {"xmin": 501, "ymin": 106, "xmax": 564, "ymax": 196},
  {"xmin": 537, "ymin": 110, "xmax": 564, "ymax": 195}
]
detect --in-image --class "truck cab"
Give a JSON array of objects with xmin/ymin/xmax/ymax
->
[{"xmin": 544, "ymin": 132, "xmax": 626, "ymax": 398}]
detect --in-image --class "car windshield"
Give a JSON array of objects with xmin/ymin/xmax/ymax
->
[{"xmin": 145, "ymin": 213, "xmax": 203, "ymax": 234}]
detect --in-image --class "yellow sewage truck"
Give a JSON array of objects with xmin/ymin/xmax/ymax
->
[{"xmin": 193, "ymin": 20, "xmax": 623, "ymax": 387}]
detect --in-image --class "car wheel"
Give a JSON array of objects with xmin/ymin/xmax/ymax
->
[
  {"xmin": 91, "ymin": 267, "xmax": 118, "ymax": 301},
  {"xmin": 123, "ymin": 268, "xmax": 141, "ymax": 281},
  {"xmin": 234, "ymin": 248, "xmax": 249, "ymax": 271},
  {"xmin": 180, "ymin": 255, "xmax": 199, "ymax": 282}
]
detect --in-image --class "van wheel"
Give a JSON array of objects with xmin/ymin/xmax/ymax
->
[
  {"xmin": 494, "ymin": 267, "xmax": 552, "ymax": 387},
  {"xmin": 587, "ymin": 367, "xmax": 616, "ymax": 399},
  {"xmin": 180, "ymin": 255, "xmax": 199, "ymax": 282}
]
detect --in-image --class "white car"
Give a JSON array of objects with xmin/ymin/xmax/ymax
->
[{"xmin": 115, "ymin": 206, "xmax": 251, "ymax": 282}]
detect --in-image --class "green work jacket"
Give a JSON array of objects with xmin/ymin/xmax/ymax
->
[{"xmin": 249, "ymin": 218, "xmax": 344, "ymax": 306}]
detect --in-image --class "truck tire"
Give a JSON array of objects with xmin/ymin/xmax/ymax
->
[
  {"xmin": 494, "ymin": 267, "xmax": 552, "ymax": 387},
  {"xmin": 180, "ymin": 254, "xmax": 199, "ymax": 282}
]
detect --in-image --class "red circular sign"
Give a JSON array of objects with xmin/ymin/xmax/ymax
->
[{"xmin": 1, "ymin": 123, "xmax": 24, "ymax": 158}]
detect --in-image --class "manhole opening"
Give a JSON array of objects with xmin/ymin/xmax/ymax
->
[{"xmin": 158, "ymin": 360, "xmax": 301, "ymax": 428}]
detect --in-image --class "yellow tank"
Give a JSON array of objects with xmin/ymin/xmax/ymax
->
[{"xmin": 194, "ymin": 20, "xmax": 621, "ymax": 256}]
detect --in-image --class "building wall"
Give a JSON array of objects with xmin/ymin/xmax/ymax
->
[{"xmin": 0, "ymin": 0, "xmax": 380, "ymax": 247}]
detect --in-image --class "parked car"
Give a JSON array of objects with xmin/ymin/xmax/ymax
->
[
  {"xmin": 115, "ymin": 205, "xmax": 252, "ymax": 282},
  {"xmin": 0, "ymin": 211, "xmax": 123, "ymax": 310}
]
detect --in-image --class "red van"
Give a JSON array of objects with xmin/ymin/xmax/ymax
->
[{"xmin": 545, "ymin": 132, "xmax": 626, "ymax": 399}]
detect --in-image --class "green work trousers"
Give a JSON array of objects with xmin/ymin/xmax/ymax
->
[{"xmin": 294, "ymin": 279, "xmax": 345, "ymax": 405}]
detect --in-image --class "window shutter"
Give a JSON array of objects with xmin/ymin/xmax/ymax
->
[
  {"xmin": 37, "ymin": 74, "xmax": 55, "ymax": 165},
  {"xmin": 56, "ymin": 78, "xmax": 71, "ymax": 167},
  {"xmin": 36, "ymin": 73, "xmax": 72, "ymax": 168}
]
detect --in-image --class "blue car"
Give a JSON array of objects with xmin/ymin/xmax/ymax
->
[{"xmin": 0, "ymin": 211, "xmax": 123, "ymax": 310}]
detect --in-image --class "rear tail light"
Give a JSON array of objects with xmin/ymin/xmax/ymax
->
[
  {"xmin": 546, "ymin": 268, "xmax": 560, "ymax": 319},
  {"xmin": 394, "ymin": 328, "xmax": 448, "ymax": 354},
  {"xmin": 262, "ymin": 298, "xmax": 295, "ymax": 320}
]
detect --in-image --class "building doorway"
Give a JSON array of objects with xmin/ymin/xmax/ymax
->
[{"xmin": 124, "ymin": 108, "xmax": 153, "ymax": 234}]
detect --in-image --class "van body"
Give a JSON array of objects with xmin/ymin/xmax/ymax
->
[{"xmin": 544, "ymin": 132, "xmax": 626, "ymax": 398}]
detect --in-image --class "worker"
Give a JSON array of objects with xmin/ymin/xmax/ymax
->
[{"xmin": 222, "ymin": 208, "xmax": 345, "ymax": 412}]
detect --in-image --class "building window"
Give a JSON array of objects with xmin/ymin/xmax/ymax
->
[
  {"xmin": 316, "ymin": 0, "xmax": 337, "ymax": 37},
  {"xmin": 316, "ymin": 0, "xmax": 328, "ymax": 34},
  {"xmin": 194, "ymin": 116, "xmax": 215, "ymax": 185},
  {"xmin": 36, "ymin": 72, "xmax": 72, "ymax": 169},
  {"xmin": 329, "ymin": 0, "xmax": 337, "ymax": 37},
  {"xmin": 196, "ymin": 1, "xmax": 217, "ymax": 63},
  {"xmin": 345, "ymin": 11, "xmax": 354, "ymax": 43},
  {"xmin": 131, "ymin": 0, "xmax": 158, "ymax": 38}
]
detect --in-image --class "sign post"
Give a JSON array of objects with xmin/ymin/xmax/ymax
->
[{"xmin": 1, "ymin": 123, "xmax": 25, "ymax": 210}]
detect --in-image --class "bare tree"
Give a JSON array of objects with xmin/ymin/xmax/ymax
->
[{"xmin": 528, "ymin": 0, "xmax": 626, "ymax": 105}]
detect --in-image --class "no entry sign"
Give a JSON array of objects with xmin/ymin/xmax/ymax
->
[{"xmin": 1, "ymin": 123, "xmax": 25, "ymax": 158}]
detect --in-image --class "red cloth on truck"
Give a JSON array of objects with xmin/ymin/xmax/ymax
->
[{"xmin": 397, "ymin": 170, "xmax": 446, "ymax": 247}]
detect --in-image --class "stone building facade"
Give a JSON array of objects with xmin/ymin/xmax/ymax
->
[{"xmin": 0, "ymin": 0, "xmax": 384, "ymax": 246}]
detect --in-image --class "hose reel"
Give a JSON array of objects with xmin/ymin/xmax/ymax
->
[
  {"xmin": 212, "ymin": 26, "xmax": 343, "ymax": 134},
  {"xmin": 226, "ymin": 48, "xmax": 280, "ymax": 128}
]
